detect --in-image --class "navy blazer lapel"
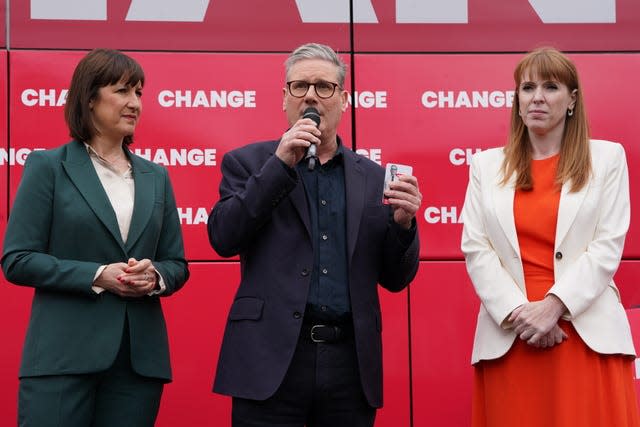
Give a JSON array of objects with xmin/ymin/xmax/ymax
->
[
  {"xmin": 125, "ymin": 150, "xmax": 155, "ymax": 251},
  {"xmin": 289, "ymin": 181, "xmax": 312, "ymax": 240},
  {"xmin": 275, "ymin": 140, "xmax": 310, "ymax": 240},
  {"xmin": 61, "ymin": 140, "xmax": 126, "ymax": 251},
  {"xmin": 344, "ymin": 150, "xmax": 365, "ymax": 262}
]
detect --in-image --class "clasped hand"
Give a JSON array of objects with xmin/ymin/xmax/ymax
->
[
  {"xmin": 95, "ymin": 257, "xmax": 157, "ymax": 297},
  {"xmin": 508, "ymin": 295, "xmax": 568, "ymax": 348}
]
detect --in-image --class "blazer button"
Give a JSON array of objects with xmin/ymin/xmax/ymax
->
[
  {"xmin": 301, "ymin": 268, "xmax": 309, "ymax": 277},
  {"xmin": 555, "ymin": 251, "xmax": 563, "ymax": 260},
  {"xmin": 293, "ymin": 312, "xmax": 302, "ymax": 319}
]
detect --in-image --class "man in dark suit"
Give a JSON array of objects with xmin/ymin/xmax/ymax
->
[{"xmin": 208, "ymin": 42, "xmax": 421, "ymax": 427}]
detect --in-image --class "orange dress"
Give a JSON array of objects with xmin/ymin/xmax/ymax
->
[{"xmin": 472, "ymin": 154, "xmax": 640, "ymax": 427}]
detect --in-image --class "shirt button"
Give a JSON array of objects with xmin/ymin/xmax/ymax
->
[
  {"xmin": 322, "ymin": 234, "xmax": 328, "ymax": 241},
  {"xmin": 321, "ymin": 200, "xmax": 327, "ymax": 206},
  {"xmin": 322, "ymin": 268, "xmax": 328, "ymax": 274},
  {"xmin": 293, "ymin": 312, "xmax": 302, "ymax": 319},
  {"xmin": 301, "ymin": 268, "xmax": 309, "ymax": 276},
  {"xmin": 555, "ymin": 252, "xmax": 563, "ymax": 260}
]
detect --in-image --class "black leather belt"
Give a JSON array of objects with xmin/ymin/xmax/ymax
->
[{"xmin": 302, "ymin": 320, "xmax": 353, "ymax": 343}]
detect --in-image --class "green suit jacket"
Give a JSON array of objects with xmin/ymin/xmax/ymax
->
[{"xmin": 2, "ymin": 140, "xmax": 189, "ymax": 381}]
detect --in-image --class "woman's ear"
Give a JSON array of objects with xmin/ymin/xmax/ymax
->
[{"xmin": 569, "ymin": 88, "xmax": 577, "ymax": 110}]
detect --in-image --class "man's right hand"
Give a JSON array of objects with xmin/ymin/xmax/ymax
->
[{"xmin": 275, "ymin": 118, "xmax": 321, "ymax": 167}]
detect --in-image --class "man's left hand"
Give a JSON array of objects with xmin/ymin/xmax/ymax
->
[{"xmin": 385, "ymin": 175, "xmax": 422, "ymax": 229}]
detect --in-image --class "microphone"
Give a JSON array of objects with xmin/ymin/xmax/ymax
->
[{"xmin": 302, "ymin": 107, "xmax": 321, "ymax": 170}]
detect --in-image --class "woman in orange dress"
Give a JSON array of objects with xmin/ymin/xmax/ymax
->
[{"xmin": 461, "ymin": 47, "xmax": 639, "ymax": 427}]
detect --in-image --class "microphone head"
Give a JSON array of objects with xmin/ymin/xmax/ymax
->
[{"xmin": 302, "ymin": 107, "xmax": 321, "ymax": 127}]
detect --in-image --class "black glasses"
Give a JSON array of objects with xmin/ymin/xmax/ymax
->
[{"xmin": 286, "ymin": 80, "xmax": 340, "ymax": 99}]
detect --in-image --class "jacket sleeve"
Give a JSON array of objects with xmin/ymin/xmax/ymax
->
[
  {"xmin": 152, "ymin": 167, "xmax": 189, "ymax": 297},
  {"xmin": 1, "ymin": 151, "xmax": 101, "ymax": 297},
  {"xmin": 208, "ymin": 148, "xmax": 298, "ymax": 257},
  {"xmin": 461, "ymin": 153, "xmax": 528, "ymax": 327},
  {"xmin": 547, "ymin": 143, "xmax": 630, "ymax": 318},
  {"xmin": 378, "ymin": 219, "xmax": 420, "ymax": 292}
]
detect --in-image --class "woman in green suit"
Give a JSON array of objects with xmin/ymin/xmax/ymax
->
[{"xmin": 2, "ymin": 49, "xmax": 189, "ymax": 427}]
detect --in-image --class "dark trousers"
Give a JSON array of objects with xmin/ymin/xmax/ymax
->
[
  {"xmin": 17, "ymin": 324, "xmax": 164, "ymax": 427},
  {"xmin": 232, "ymin": 321, "xmax": 376, "ymax": 427}
]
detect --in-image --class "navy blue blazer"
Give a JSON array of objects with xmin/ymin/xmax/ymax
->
[
  {"xmin": 208, "ymin": 140, "xmax": 419, "ymax": 407},
  {"xmin": 2, "ymin": 140, "xmax": 189, "ymax": 381}
]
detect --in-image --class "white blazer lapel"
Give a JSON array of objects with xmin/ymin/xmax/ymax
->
[
  {"xmin": 555, "ymin": 179, "xmax": 590, "ymax": 248},
  {"xmin": 492, "ymin": 173, "xmax": 521, "ymax": 259}
]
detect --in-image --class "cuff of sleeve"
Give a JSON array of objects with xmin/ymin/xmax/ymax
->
[
  {"xmin": 148, "ymin": 270, "xmax": 167, "ymax": 296},
  {"xmin": 390, "ymin": 218, "xmax": 417, "ymax": 248},
  {"xmin": 92, "ymin": 265, "xmax": 107, "ymax": 294},
  {"xmin": 276, "ymin": 156, "xmax": 299, "ymax": 180}
]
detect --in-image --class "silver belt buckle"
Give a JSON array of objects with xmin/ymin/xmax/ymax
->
[{"xmin": 310, "ymin": 324, "xmax": 327, "ymax": 343}]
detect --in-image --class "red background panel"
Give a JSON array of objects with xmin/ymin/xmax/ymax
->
[
  {"xmin": 354, "ymin": 0, "xmax": 640, "ymax": 52},
  {"xmin": 0, "ymin": 280, "xmax": 31, "ymax": 424},
  {"xmin": 0, "ymin": 0, "xmax": 5, "ymax": 48},
  {"xmin": 156, "ymin": 262, "xmax": 409, "ymax": 426},
  {"xmin": 355, "ymin": 53, "xmax": 640, "ymax": 260},
  {"xmin": 616, "ymin": 261, "xmax": 640, "ymax": 309},
  {"xmin": 156, "ymin": 262, "xmax": 237, "ymax": 426},
  {"xmin": 9, "ymin": 0, "xmax": 640, "ymax": 52},
  {"xmin": 410, "ymin": 261, "xmax": 479, "ymax": 426},
  {"xmin": 356, "ymin": 54, "xmax": 516, "ymax": 260},
  {"xmin": 9, "ymin": 0, "xmax": 351, "ymax": 52},
  {"xmin": 8, "ymin": 51, "xmax": 353, "ymax": 260},
  {"xmin": 625, "ymin": 309, "xmax": 640, "ymax": 398},
  {"xmin": 1, "ymin": 49, "xmax": 6, "ymax": 225},
  {"xmin": 376, "ymin": 288, "xmax": 411, "ymax": 426},
  {"xmin": 3, "ymin": 4, "xmax": 640, "ymax": 425}
]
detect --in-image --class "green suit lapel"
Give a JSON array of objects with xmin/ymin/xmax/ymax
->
[
  {"xmin": 126, "ymin": 149, "xmax": 155, "ymax": 251},
  {"xmin": 62, "ymin": 140, "xmax": 126, "ymax": 252}
]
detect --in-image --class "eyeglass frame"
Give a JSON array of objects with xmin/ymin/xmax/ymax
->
[{"xmin": 286, "ymin": 80, "xmax": 342, "ymax": 99}]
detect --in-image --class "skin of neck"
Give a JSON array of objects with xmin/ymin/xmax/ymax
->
[
  {"xmin": 528, "ymin": 126, "xmax": 564, "ymax": 160},
  {"xmin": 88, "ymin": 134, "xmax": 126, "ymax": 160}
]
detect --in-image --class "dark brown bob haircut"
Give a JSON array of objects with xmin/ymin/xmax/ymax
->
[{"xmin": 64, "ymin": 48, "xmax": 145, "ymax": 146}]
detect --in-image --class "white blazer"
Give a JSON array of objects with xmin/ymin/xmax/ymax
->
[{"xmin": 461, "ymin": 139, "xmax": 635, "ymax": 364}]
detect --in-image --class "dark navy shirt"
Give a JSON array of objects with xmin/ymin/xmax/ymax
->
[{"xmin": 297, "ymin": 142, "xmax": 350, "ymax": 319}]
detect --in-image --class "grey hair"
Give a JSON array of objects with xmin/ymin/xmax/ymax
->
[{"xmin": 285, "ymin": 43, "xmax": 347, "ymax": 87}]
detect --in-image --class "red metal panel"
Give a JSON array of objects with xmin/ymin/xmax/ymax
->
[
  {"xmin": 0, "ymin": 0, "xmax": 5, "ymax": 48},
  {"xmin": 410, "ymin": 261, "xmax": 479, "ymax": 427},
  {"xmin": 353, "ymin": 0, "xmax": 640, "ymax": 52},
  {"xmin": 0, "ymin": 277, "xmax": 31, "ymax": 424},
  {"xmin": 1, "ymin": 46, "xmax": 31, "ymax": 416},
  {"xmin": 616, "ymin": 261, "xmax": 640, "ymax": 309},
  {"xmin": 624, "ymin": 308, "xmax": 640, "ymax": 405},
  {"xmin": 10, "ymin": 0, "xmax": 350, "ymax": 51},
  {"xmin": 0, "ymin": 50, "xmax": 22, "ymax": 425},
  {"xmin": 376, "ymin": 288, "xmax": 411, "ymax": 427},
  {"xmin": 9, "ymin": 0, "xmax": 640, "ymax": 52},
  {"xmin": 156, "ymin": 262, "xmax": 237, "ymax": 426},
  {"xmin": 8, "ymin": 50, "xmax": 353, "ymax": 260},
  {"xmin": 157, "ymin": 263, "xmax": 410, "ymax": 426},
  {"xmin": 355, "ymin": 53, "xmax": 640, "ymax": 259},
  {"xmin": 0, "ymin": 49, "xmax": 6, "ymax": 226}
]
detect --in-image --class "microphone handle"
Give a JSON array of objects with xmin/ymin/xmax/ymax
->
[{"xmin": 307, "ymin": 143, "xmax": 317, "ymax": 171}]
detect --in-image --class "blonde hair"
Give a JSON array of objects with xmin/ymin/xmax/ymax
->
[{"xmin": 501, "ymin": 47, "xmax": 591, "ymax": 192}]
